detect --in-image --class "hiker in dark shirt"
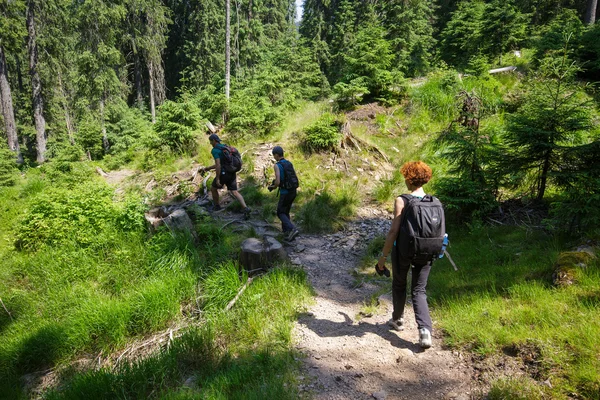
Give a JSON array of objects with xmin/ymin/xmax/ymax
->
[
  {"xmin": 200, "ymin": 134, "xmax": 251, "ymax": 219},
  {"xmin": 377, "ymin": 161, "xmax": 435, "ymax": 349},
  {"xmin": 269, "ymin": 146, "xmax": 299, "ymax": 241}
]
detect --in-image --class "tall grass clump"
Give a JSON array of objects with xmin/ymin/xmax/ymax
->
[
  {"xmin": 297, "ymin": 182, "xmax": 360, "ymax": 233},
  {"xmin": 42, "ymin": 267, "xmax": 311, "ymax": 399},
  {"xmin": 429, "ymin": 225, "xmax": 600, "ymax": 398},
  {"xmin": 408, "ymin": 70, "xmax": 460, "ymax": 124}
]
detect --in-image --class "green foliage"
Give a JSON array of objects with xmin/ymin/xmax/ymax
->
[
  {"xmin": 545, "ymin": 140, "xmax": 600, "ymax": 234},
  {"xmin": 505, "ymin": 49, "xmax": 595, "ymax": 201},
  {"xmin": 297, "ymin": 184, "xmax": 359, "ymax": 233},
  {"xmin": 301, "ymin": 113, "xmax": 342, "ymax": 153},
  {"xmin": 435, "ymin": 177, "xmax": 498, "ymax": 222},
  {"xmin": 0, "ymin": 146, "xmax": 19, "ymax": 187},
  {"xmin": 532, "ymin": 9, "xmax": 585, "ymax": 63},
  {"xmin": 15, "ymin": 181, "xmax": 146, "ymax": 250},
  {"xmin": 152, "ymin": 100, "xmax": 203, "ymax": 153},
  {"xmin": 379, "ymin": 0, "xmax": 436, "ymax": 76},
  {"xmin": 333, "ymin": 78, "xmax": 370, "ymax": 110}
]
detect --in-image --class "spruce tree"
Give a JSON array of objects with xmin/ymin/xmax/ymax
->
[{"xmin": 506, "ymin": 47, "xmax": 594, "ymax": 201}]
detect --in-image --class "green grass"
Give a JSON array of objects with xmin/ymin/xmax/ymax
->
[
  {"xmin": 429, "ymin": 225, "xmax": 600, "ymax": 399},
  {"xmin": 42, "ymin": 267, "xmax": 312, "ymax": 400}
]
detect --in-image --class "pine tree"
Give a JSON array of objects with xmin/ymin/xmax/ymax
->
[
  {"xmin": 480, "ymin": 0, "xmax": 528, "ymax": 65},
  {"xmin": 506, "ymin": 47, "xmax": 594, "ymax": 201},
  {"xmin": 440, "ymin": 0, "xmax": 486, "ymax": 69},
  {"xmin": 0, "ymin": 0, "xmax": 24, "ymax": 163},
  {"xmin": 379, "ymin": 0, "xmax": 436, "ymax": 76}
]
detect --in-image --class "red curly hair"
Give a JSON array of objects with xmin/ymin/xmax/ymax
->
[{"xmin": 400, "ymin": 161, "xmax": 432, "ymax": 188}]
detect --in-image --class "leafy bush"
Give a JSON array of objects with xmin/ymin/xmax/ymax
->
[
  {"xmin": 226, "ymin": 89, "xmax": 281, "ymax": 139},
  {"xmin": 435, "ymin": 177, "xmax": 498, "ymax": 222},
  {"xmin": 301, "ymin": 113, "xmax": 342, "ymax": 153},
  {"xmin": 0, "ymin": 146, "xmax": 19, "ymax": 187},
  {"xmin": 15, "ymin": 182, "xmax": 146, "ymax": 250},
  {"xmin": 153, "ymin": 100, "xmax": 203, "ymax": 152}
]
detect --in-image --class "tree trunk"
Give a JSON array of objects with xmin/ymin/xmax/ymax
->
[
  {"xmin": 134, "ymin": 46, "xmax": 143, "ymax": 107},
  {"xmin": 149, "ymin": 60, "xmax": 156, "ymax": 123},
  {"xmin": 537, "ymin": 152, "xmax": 551, "ymax": 201},
  {"xmin": 57, "ymin": 70, "xmax": 75, "ymax": 145},
  {"xmin": 0, "ymin": 45, "xmax": 23, "ymax": 164},
  {"xmin": 225, "ymin": 0, "xmax": 231, "ymax": 101},
  {"xmin": 27, "ymin": 0, "xmax": 47, "ymax": 163},
  {"xmin": 585, "ymin": 0, "xmax": 597, "ymax": 25},
  {"xmin": 100, "ymin": 95, "xmax": 109, "ymax": 153}
]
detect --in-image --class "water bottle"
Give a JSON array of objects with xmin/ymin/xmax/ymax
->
[{"xmin": 439, "ymin": 234, "xmax": 449, "ymax": 258}]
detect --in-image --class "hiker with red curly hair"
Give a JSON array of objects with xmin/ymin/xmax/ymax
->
[{"xmin": 377, "ymin": 161, "xmax": 445, "ymax": 349}]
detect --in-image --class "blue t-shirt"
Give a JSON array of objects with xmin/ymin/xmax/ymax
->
[
  {"xmin": 211, "ymin": 145, "xmax": 225, "ymax": 175},
  {"xmin": 277, "ymin": 160, "xmax": 289, "ymax": 194}
]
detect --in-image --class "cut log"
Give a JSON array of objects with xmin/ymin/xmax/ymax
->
[
  {"xmin": 239, "ymin": 237, "xmax": 287, "ymax": 273},
  {"xmin": 206, "ymin": 121, "xmax": 216, "ymax": 133}
]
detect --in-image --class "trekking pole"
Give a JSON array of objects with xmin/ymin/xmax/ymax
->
[{"xmin": 444, "ymin": 250, "xmax": 459, "ymax": 271}]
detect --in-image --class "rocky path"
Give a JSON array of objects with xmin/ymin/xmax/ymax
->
[{"xmin": 287, "ymin": 207, "xmax": 478, "ymax": 400}]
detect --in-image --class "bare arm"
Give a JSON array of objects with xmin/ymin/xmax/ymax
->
[
  {"xmin": 274, "ymin": 164, "xmax": 281, "ymax": 186},
  {"xmin": 377, "ymin": 197, "xmax": 405, "ymax": 270}
]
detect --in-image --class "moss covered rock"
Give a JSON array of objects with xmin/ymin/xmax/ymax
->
[{"xmin": 552, "ymin": 249, "xmax": 597, "ymax": 287}]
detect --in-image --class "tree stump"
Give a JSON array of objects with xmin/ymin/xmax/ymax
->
[
  {"xmin": 163, "ymin": 209, "xmax": 198, "ymax": 243},
  {"xmin": 239, "ymin": 237, "xmax": 287, "ymax": 273}
]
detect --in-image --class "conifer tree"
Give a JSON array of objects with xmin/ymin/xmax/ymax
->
[
  {"xmin": 506, "ymin": 47, "xmax": 594, "ymax": 201},
  {"xmin": 379, "ymin": 0, "xmax": 436, "ymax": 76}
]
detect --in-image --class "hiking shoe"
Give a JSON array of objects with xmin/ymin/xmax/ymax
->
[
  {"xmin": 388, "ymin": 318, "xmax": 405, "ymax": 331},
  {"xmin": 419, "ymin": 328, "xmax": 432, "ymax": 349},
  {"xmin": 287, "ymin": 228, "xmax": 299, "ymax": 241},
  {"xmin": 208, "ymin": 204, "xmax": 222, "ymax": 212},
  {"xmin": 243, "ymin": 207, "xmax": 251, "ymax": 220}
]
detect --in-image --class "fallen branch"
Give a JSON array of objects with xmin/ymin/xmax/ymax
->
[
  {"xmin": 221, "ymin": 219, "xmax": 247, "ymax": 229},
  {"xmin": 0, "ymin": 297, "xmax": 13, "ymax": 321},
  {"xmin": 225, "ymin": 277, "xmax": 254, "ymax": 311}
]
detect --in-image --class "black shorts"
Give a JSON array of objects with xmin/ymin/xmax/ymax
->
[{"xmin": 212, "ymin": 172, "xmax": 237, "ymax": 191}]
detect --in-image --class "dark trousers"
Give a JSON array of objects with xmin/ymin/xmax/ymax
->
[
  {"xmin": 391, "ymin": 245, "xmax": 433, "ymax": 333},
  {"xmin": 277, "ymin": 190, "xmax": 297, "ymax": 232}
]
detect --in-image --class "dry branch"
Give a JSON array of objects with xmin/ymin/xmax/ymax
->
[
  {"xmin": 0, "ymin": 297, "xmax": 13, "ymax": 321},
  {"xmin": 225, "ymin": 277, "xmax": 254, "ymax": 311}
]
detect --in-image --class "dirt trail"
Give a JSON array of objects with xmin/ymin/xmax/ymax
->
[{"xmin": 288, "ymin": 207, "xmax": 478, "ymax": 400}]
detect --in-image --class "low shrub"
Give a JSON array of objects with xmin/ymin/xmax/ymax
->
[
  {"xmin": 0, "ymin": 146, "xmax": 19, "ymax": 187},
  {"xmin": 152, "ymin": 100, "xmax": 203, "ymax": 152},
  {"xmin": 301, "ymin": 113, "xmax": 342, "ymax": 153}
]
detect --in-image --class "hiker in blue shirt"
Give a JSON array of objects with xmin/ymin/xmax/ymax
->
[
  {"xmin": 269, "ymin": 146, "xmax": 299, "ymax": 241},
  {"xmin": 200, "ymin": 134, "xmax": 251, "ymax": 219}
]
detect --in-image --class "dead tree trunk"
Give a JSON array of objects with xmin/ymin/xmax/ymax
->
[
  {"xmin": 57, "ymin": 69, "xmax": 75, "ymax": 145},
  {"xmin": 239, "ymin": 237, "xmax": 287, "ymax": 273},
  {"xmin": 133, "ymin": 42, "xmax": 143, "ymax": 107},
  {"xmin": 100, "ymin": 95, "xmax": 109, "ymax": 153},
  {"xmin": 27, "ymin": 0, "xmax": 47, "ymax": 163},
  {"xmin": 585, "ymin": 0, "xmax": 598, "ymax": 25},
  {"xmin": 0, "ymin": 45, "xmax": 23, "ymax": 164}
]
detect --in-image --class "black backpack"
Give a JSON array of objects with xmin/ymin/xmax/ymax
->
[
  {"xmin": 277, "ymin": 159, "xmax": 299, "ymax": 190},
  {"xmin": 218, "ymin": 144, "xmax": 242, "ymax": 173},
  {"xmin": 397, "ymin": 194, "xmax": 446, "ymax": 263}
]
